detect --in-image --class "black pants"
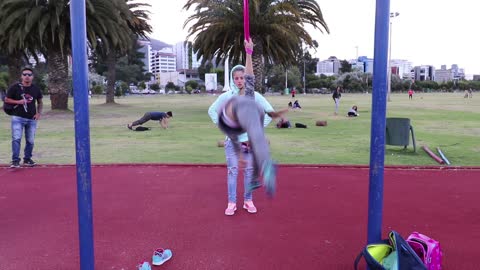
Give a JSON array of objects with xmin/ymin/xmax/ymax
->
[{"xmin": 132, "ymin": 112, "xmax": 153, "ymax": 126}]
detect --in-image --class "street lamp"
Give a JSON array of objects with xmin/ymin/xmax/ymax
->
[
  {"xmin": 387, "ymin": 12, "xmax": 400, "ymax": 102},
  {"xmin": 303, "ymin": 46, "xmax": 307, "ymax": 95}
]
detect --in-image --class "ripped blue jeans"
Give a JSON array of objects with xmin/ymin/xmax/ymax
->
[
  {"xmin": 11, "ymin": 116, "xmax": 37, "ymax": 162},
  {"xmin": 224, "ymin": 138, "xmax": 253, "ymax": 203}
]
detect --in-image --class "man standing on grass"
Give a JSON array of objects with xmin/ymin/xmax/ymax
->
[
  {"xmin": 4, "ymin": 67, "xmax": 43, "ymax": 168},
  {"xmin": 332, "ymin": 86, "xmax": 342, "ymax": 115}
]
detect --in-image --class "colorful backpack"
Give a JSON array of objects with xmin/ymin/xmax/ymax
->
[
  {"xmin": 407, "ymin": 232, "xmax": 442, "ymax": 270},
  {"xmin": 354, "ymin": 231, "xmax": 427, "ymax": 270}
]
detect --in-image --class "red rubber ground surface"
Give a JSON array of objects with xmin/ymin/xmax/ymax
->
[{"xmin": 1, "ymin": 164, "xmax": 479, "ymax": 270}]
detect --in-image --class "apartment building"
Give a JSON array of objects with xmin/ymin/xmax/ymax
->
[
  {"xmin": 413, "ymin": 65, "xmax": 435, "ymax": 81},
  {"xmin": 316, "ymin": 56, "xmax": 341, "ymax": 75},
  {"xmin": 174, "ymin": 41, "xmax": 202, "ymax": 71},
  {"xmin": 390, "ymin": 59, "xmax": 413, "ymax": 79}
]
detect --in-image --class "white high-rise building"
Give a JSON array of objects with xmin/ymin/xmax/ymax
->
[
  {"xmin": 435, "ymin": 65, "xmax": 454, "ymax": 83},
  {"xmin": 174, "ymin": 42, "xmax": 188, "ymax": 71},
  {"xmin": 450, "ymin": 64, "xmax": 465, "ymax": 80},
  {"xmin": 317, "ymin": 61, "xmax": 334, "ymax": 75},
  {"xmin": 174, "ymin": 41, "xmax": 202, "ymax": 71},
  {"xmin": 150, "ymin": 47, "xmax": 177, "ymax": 78},
  {"xmin": 316, "ymin": 56, "xmax": 340, "ymax": 75},
  {"xmin": 358, "ymin": 56, "xmax": 374, "ymax": 73},
  {"xmin": 390, "ymin": 59, "xmax": 413, "ymax": 79}
]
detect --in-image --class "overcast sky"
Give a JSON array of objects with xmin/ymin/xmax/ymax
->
[{"xmin": 149, "ymin": 0, "xmax": 479, "ymax": 75}]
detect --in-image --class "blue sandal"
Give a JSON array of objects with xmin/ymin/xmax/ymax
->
[{"xmin": 137, "ymin": 261, "xmax": 151, "ymax": 270}]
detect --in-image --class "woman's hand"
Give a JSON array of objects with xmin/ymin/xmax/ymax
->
[{"xmin": 244, "ymin": 38, "xmax": 254, "ymax": 54}]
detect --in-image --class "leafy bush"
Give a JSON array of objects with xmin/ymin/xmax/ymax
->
[
  {"xmin": 165, "ymin": 82, "xmax": 176, "ymax": 90},
  {"xmin": 185, "ymin": 80, "xmax": 199, "ymax": 90},
  {"xmin": 93, "ymin": 84, "xmax": 104, "ymax": 94},
  {"xmin": 0, "ymin": 71, "xmax": 8, "ymax": 90}
]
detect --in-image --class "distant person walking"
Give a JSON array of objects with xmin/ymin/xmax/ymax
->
[
  {"xmin": 408, "ymin": 89, "xmax": 414, "ymax": 99},
  {"xmin": 291, "ymin": 88, "xmax": 296, "ymax": 98},
  {"xmin": 332, "ymin": 86, "xmax": 342, "ymax": 115},
  {"xmin": 468, "ymin": 88, "xmax": 473, "ymax": 98}
]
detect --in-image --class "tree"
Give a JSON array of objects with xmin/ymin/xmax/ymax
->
[
  {"xmin": 93, "ymin": 1, "xmax": 152, "ymax": 104},
  {"xmin": 336, "ymin": 72, "xmax": 365, "ymax": 92},
  {"xmin": 339, "ymin": 60, "xmax": 352, "ymax": 74},
  {"xmin": 296, "ymin": 49, "xmax": 319, "ymax": 92},
  {"xmin": 266, "ymin": 65, "xmax": 301, "ymax": 92},
  {"xmin": 306, "ymin": 74, "xmax": 336, "ymax": 92},
  {"xmin": 391, "ymin": 74, "xmax": 405, "ymax": 92},
  {"xmin": 92, "ymin": 84, "xmax": 104, "ymax": 95},
  {"xmin": 0, "ymin": 71, "xmax": 8, "ymax": 90},
  {"xmin": 211, "ymin": 68, "xmax": 225, "ymax": 87},
  {"xmin": 185, "ymin": 80, "xmax": 199, "ymax": 90},
  {"xmin": 0, "ymin": 1, "xmax": 41, "ymax": 87},
  {"xmin": 165, "ymin": 82, "xmax": 176, "ymax": 91},
  {"xmin": 120, "ymin": 82, "xmax": 129, "ymax": 93},
  {"xmin": 0, "ymin": 0, "xmax": 137, "ymax": 110},
  {"xmin": 197, "ymin": 62, "xmax": 214, "ymax": 81},
  {"xmin": 300, "ymin": 51, "xmax": 319, "ymax": 75},
  {"xmin": 31, "ymin": 62, "xmax": 49, "ymax": 95},
  {"xmin": 184, "ymin": 0, "xmax": 329, "ymax": 92},
  {"xmin": 150, "ymin": 83, "xmax": 160, "ymax": 91},
  {"xmin": 115, "ymin": 56, "xmax": 143, "ymax": 84}
]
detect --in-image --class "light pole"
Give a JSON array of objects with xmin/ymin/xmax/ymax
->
[
  {"xmin": 303, "ymin": 47, "xmax": 307, "ymax": 95},
  {"xmin": 387, "ymin": 12, "xmax": 399, "ymax": 102},
  {"xmin": 285, "ymin": 68, "xmax": 288, "ymax": 95}
]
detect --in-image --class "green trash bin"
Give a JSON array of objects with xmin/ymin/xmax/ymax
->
[{"xmin": 386, "ymin": 117, "xmax": 416, "ymax": 152}]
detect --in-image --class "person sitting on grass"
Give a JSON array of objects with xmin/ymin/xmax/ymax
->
[
  {"xmin": 127, "ymin": 111, "xmax": 173, "ymax": 130},
  {"xmin": 347, "ymin": 105, "xmax": 359, "ymax": 117},
  {"xmin": 293, "ymin": 100, "xmax": 302, "ymax": 110}
]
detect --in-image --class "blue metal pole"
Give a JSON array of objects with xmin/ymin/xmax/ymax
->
[
  {"xmin": 70, "ymin": 0, "xmax": 95, "ymax": 269},
  {"xmin": 367, "ymin": 0, "xmax": 390, "ymax": 244}
]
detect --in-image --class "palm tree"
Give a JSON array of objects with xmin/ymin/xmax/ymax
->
[
  {"xmin": 0, "ymin": 1, "xmax": 43, "ymax": 86},
  {"xmin": 0, "ymin": 0, "xmax": 74, "ymax": 109},
  {"xmin": 100, "ymin": 0, "xmax": 152, "ymax": 104},
  {"xmin": 183, "ymin": 0, "xmax": 329, "ymax": 92},
  {"xmin": 0, "ymin": 0, "xmax": 139, "ymax": 110}
]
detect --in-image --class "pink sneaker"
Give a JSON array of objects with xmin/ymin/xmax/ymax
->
[
  {"xmin": 243, "ymin": 201, "xmax": 257, "ymax": 213},
  {"xmin": 225, "ymin": 203, "xmax": 237, "ymax": 216}
]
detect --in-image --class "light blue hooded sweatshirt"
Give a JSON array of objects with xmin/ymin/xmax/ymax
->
[{"xmin": 208, "ymin": 64, "xmax": 273, "ymax": 142}]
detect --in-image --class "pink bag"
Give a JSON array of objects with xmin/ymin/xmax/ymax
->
[{"xmin": 407, "ymin": 232, "xmax": 442, "ymax": 270}]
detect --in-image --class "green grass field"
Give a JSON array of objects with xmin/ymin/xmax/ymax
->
[{"xmin": 0, "ymin": 92, "xmax": 478, "ymax": 166}]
